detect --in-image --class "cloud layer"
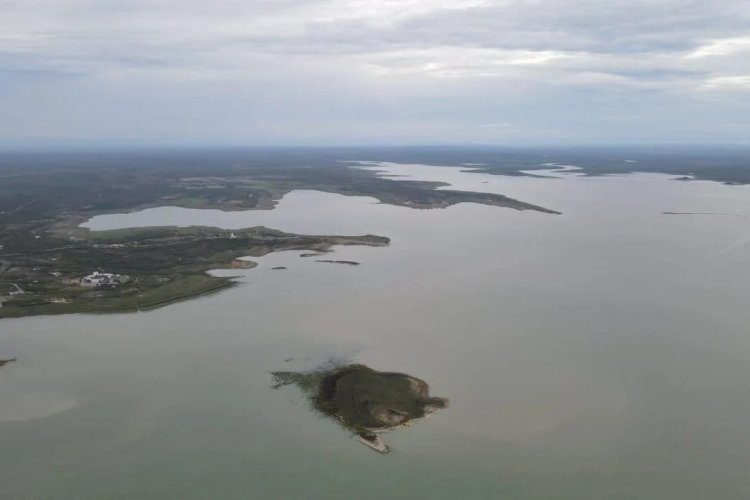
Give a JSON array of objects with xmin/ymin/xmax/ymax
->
[{"xmin": 1, "ymin": 0, "xmax": 749, "ymax": 145}]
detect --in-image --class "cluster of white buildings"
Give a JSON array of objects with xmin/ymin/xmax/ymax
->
[{"xmin": 80, "ymin": 272, "xmax": 128, "ymax": 288}]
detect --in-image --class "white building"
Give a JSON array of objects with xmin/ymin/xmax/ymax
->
[{"xmin": 80, "ymin": 271, "xmax": 127, "ymax": 288}]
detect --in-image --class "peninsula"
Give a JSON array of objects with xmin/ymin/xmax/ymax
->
[{"xmin": 0, "ymin": 225, "xmax": 388, "ymax": 319}]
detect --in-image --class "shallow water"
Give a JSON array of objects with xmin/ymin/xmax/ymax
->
[{"xmin": 3, "ymin": 163, "xmax": 750, "ymax": 499}]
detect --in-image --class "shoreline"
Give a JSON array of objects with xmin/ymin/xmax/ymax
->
[{"xmin": 0, "ymin": 226, "xmax": 390, "ymax": 320}]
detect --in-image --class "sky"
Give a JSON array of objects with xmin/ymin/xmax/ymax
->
[{"xmin": 1, "ymin": 0, "xmax": 749, "ymax": 147}]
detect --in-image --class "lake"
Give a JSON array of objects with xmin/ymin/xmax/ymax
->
[{"xmin": 2, "ymin": 162, "xmax": 750, "ymax": 499}]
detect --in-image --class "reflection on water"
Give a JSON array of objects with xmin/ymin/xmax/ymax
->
[{"xmin": 3, "ymin": 163, "xmax": 750, "ymax": 499}]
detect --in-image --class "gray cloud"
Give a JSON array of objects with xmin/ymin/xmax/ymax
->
[{"xmin": 0, "ymin": 0, "xmax": 749, "ymax": 146}]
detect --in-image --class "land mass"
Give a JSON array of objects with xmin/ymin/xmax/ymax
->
[
  {"xmin": 0, "ymin": 148, "xmax": 565, "ymax": 319},
  {"xmin": 6, "ymin": 145, "xmax": 746, "ymax": 319},
  {"xmin": 0, "ymin": 224, "xmax": 388, "ymax": 319},
  {"xmin": 272, "ymin": 363, "xmax": 448, "ymax": 453},
  {"xmin": 0, "ymin": 149, "xmax": 559, "ymax": 225}
]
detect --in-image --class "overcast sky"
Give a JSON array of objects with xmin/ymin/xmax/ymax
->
[{"xmin": 1, "ymin": 0, "xmax": 749, "ymax": 147}]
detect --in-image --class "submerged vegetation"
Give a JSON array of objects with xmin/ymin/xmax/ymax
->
[{"xmin": 272, "ymin": 363, "xmax": 448, "ymax": 453}]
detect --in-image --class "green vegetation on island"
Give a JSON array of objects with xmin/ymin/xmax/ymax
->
[{"xmin": 272, "ymin": 363, "xmax": 448, "ymax": 453}]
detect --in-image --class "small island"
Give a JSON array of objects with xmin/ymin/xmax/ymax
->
[
  {"xmin": 315, "ymin": 260, "xmax": 360, "ymax": 266},
  {"xmin": 272, "ymin": 363, "xmax": 448, "ymax": 453}
]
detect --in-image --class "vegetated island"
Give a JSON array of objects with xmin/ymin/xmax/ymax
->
[
  {"xmin": 315, "ymin": 260, "xmax": 360, "ymax": 266},
  {"xmin": 272, "ymin": 363, "xmax": 448, "ymax": 453}
]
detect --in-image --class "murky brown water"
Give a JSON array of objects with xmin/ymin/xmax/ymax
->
[{"xmin": 2, "ymin": 163, "xmax": 750, "ymax": 499}]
